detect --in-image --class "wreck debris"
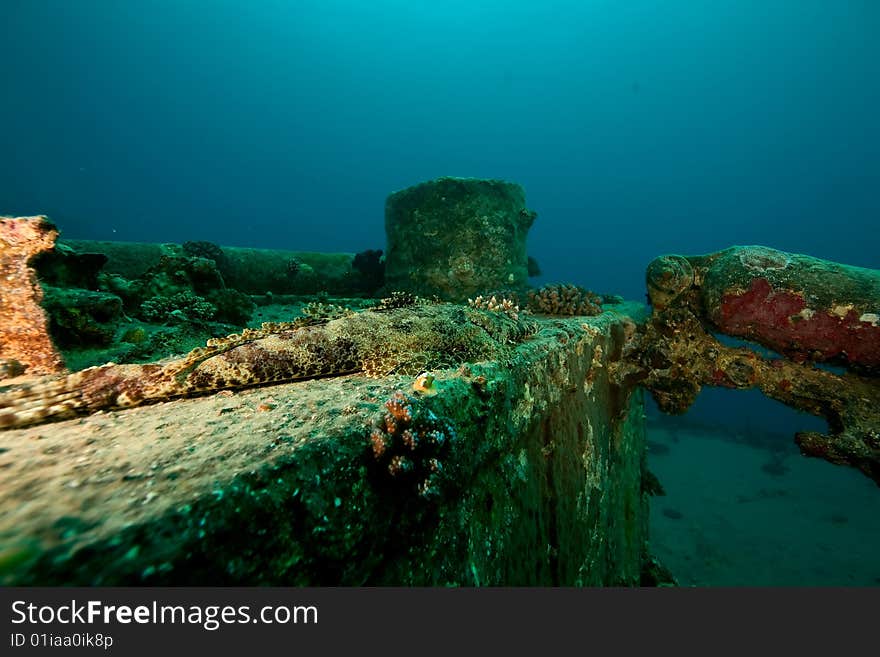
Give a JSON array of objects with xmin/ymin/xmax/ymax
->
[
  {"xmin": 383, "ymin": 177, "xmax": 536, "ymax": 301},
  {"xmin": 618, "ymin": 245, "xmax": 880, "ymax": 485},
  {"xmin": 0, "ymin": 216, "xmax": 66, "ymax": 377},
  {"xmin": 647, "ymin": 245, "xmax": 880, "ymax": 373}
]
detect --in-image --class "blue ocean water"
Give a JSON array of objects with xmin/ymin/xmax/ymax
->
[
  {"xmin": 2, "ymin": 1, "xmax": 878, "ymax": 584},
  {"xmin": 2, "ymin": 1, "xmax": 876, "ymax": 297}
]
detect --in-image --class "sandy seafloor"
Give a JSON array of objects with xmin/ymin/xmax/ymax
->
[{"xmin": 646, "ymin": 416, "xmax": 880, "ymax": 586}]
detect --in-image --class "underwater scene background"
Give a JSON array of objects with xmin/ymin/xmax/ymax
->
[{"xmin": 2, "ymin": 1, "xmax": 878, "ymax": 584}]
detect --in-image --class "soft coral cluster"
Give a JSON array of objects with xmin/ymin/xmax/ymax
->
[
  {"xmin": 369, "ymin": 390, "xmax": 455, "ymax": 498},
  {"xmin": 527, "ymin": 283, "xmax": 602, "ymax": 316}
]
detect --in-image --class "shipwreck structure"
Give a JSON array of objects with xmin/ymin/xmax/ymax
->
[
  {"xmin": 383, "ymin": 177, "xmax": 536, "ymax": 301},
  {"xmin": 0, "ymin": 188, "xmax": 652, "ymax": 585},
  {"xmin": 0, "ymin": 178, "xmax": 877, "ymax": 586},
  {"xmin": 620, "ymin": 245, "xmax": 880, "ymax": 484},
  {"xmin": 0, "ymin": 295, "xmax": 651, "ymax": 585}
]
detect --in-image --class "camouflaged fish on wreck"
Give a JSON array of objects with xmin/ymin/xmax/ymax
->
[{"xmin": 0, "ymin": 294, "xmax": 541, "ymax": 429}]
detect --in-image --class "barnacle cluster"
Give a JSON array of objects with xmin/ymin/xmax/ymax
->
[
  {"xmin": 368, "ymin": 390, "xmax": 456, "ymax": 498},
  {"xmin": 526, "ymin": 284, "xmax": 603, "ymax": 316},
  {"xmin": 467, "ymin": 294, "xmax": 521, "ymax": 321}
]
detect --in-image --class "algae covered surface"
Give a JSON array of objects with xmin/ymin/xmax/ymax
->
[{"xmin": 0, "ymin": 302, "xmax": 650, "ymax": 585}]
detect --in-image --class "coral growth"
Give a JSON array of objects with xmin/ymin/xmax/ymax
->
[
  {"xmin": 118, "ymin": 253, "xmax": 254, "ymax": 326},
  {"xmin": 527, "ymin": 284, "xmax": 602, "ymax": 316},
  {"xmin": 368, "ymin": 390, "xmax": 456, "ymax": 498},
  {"xmin": 134, "ymin": 255, "xmax": 225, "ymax": 302},
  {"xmin": 139, "ymin": 292, "xmax": 217, "ymax": 324},
  {"xmin": 181, "ymin": 241, "xmax": 230, "ymax": 277},
  {"xmin": 468, "ymin": 294, "xmax": 521, "ymax": 321}
]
